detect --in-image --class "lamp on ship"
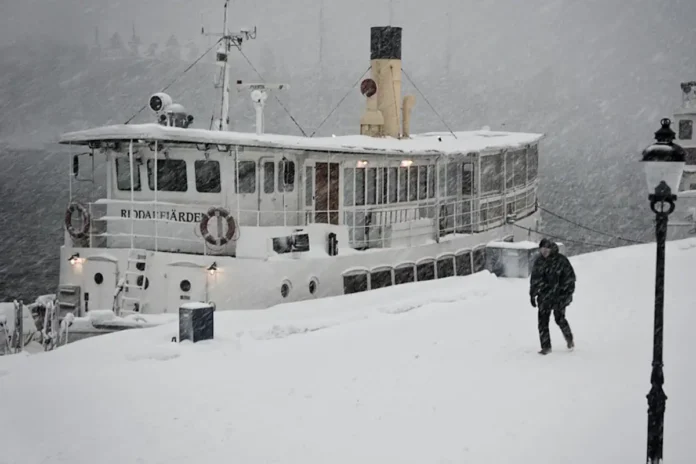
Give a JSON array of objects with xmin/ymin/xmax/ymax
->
[
  {"xmin": 640, "ymin": 117, "xmax": 686, "ymax": 464},
  {"xmin": 207, "ymin": 262, "xmax": 218, "ymax": 275},
  {"xmin": 68, "ymin": 253, "xmax": 80, "ymax": 265}
]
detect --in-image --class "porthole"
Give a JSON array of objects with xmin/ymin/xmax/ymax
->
[
  {"xmin": 309, "ymin": 277, "xmax": 319, "ymax": 295},
  {"xmin": 94, "ymin": 273, "xmax": 103, "ymax": 285},
  {"xmin": 281, "ymin": 280, "xmax": 292, "ymax": 298},
  {"xmin": 137, "ymin": 275, "xmax": 150, "ymax": 289},
  {"xmin": 136, "ymin": 262, "xmax": 146, "ymax": 272},
  {"xmin": 180, "ymin": 280, "xmax": 191, "ymax": 292}
]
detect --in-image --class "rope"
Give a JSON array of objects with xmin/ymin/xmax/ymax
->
[
  {"xmin": 401, "ymin": 68, "xmax": 457, "ymax": 139},
  {"xmin": 512, "ymin": 223, "xmax": 614, "ymax": 249},
  {"xmin": 124, "ymin": 38, "xmax": 224, "ymax": 124},
  {"xmin": 309, "ymin": 66, "xmax": 371, "ymax": 137},
  {"xmin": 538, "ymin": 205, "xmax": 646, "ymax": 244},
  {"xmin": 232, "ymin": 44, "xmax": 308, "ymax": 136}
]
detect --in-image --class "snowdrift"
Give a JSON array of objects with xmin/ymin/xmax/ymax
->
[{"xmin": 1, "ymin": 239, "xmax": 696, "ymax": 463}]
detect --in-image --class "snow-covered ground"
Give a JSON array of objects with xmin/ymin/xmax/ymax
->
[{"xmin": 1, "ymin": 239, "xmax": 696, "ymax": 464}]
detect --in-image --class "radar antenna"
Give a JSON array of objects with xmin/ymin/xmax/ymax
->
[{"xmin": 202, "ymin": 0, "xmax": 257, "ymax": 131}]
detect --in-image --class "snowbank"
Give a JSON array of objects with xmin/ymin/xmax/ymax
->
[{"xmin": 1, "ymin": 239, "xmax": 695, "ymax": 464}]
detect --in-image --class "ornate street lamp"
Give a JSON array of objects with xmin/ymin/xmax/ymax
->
[{"xmin": 640, "ymin": 118, "xmax": 686, "ymax": 464}]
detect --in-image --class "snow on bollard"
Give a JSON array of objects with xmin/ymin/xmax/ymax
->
[{"xmin": 178, "ymin": 302, "xmax": 215, "ymax": 343}]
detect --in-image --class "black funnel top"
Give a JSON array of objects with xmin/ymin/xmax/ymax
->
[{"xmin": 370, "ymin": 26, "xmax": 402, "ymax": 60}]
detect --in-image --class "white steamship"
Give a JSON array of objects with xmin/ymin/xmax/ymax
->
[{"xmin": 45, "ymin": 20, "xmax": 544, "ymax": 337}]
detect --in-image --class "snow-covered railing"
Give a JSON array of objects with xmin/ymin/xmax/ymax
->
[{"xmin": 77, "ymin": 185, "xmax": 537, "ymax": 254}]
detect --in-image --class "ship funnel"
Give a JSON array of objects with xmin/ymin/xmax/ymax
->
[{"xmin": 359, "ymin": 26, "xmax": 416, "ymax": 139}]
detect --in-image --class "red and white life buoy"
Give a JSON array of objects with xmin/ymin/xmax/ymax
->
[
  {"xmin": 64, "ymin": 202, "xmax": 90, "ymax": 239},
  {"xmin": 199, "ymin": 207, "xmax": 237, "ymax": 246}
]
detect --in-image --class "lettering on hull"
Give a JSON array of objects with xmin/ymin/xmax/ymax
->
[{"xmin": 120, "ymin": 209, "xmax": 205, "ymax": 223}]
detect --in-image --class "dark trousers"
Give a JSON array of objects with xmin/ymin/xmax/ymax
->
[{"xmin": 538, "ymin": 302, "xmax": 573, "ymax": 350}]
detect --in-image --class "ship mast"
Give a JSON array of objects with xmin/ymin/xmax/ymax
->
[{"xmin": 203, "ymin": 0, "xmax": 257, "ymax": 131}]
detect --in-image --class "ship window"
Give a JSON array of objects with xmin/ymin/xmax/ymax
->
[
  {"xmin": 278, "ymin": 160, "xmax": 295, "ymax": 192},
  {"xmin": 343, "ymin": 269, "xmax": 368, "ymax": 294},
  {"xmin": 418, "ymin": 166, "xmax": 428, "ymax": 200},
  {"xmin": 462, "ymin": 163, "xmax": 474, "ymax": 196},
  {"xmin": 436, "ymin": 255, "xmax": 455, "ymax": 279},
  {"xmin": 263, "ymin": 161, "xmax": 275, "ymax": 193},
  {"xmin": 473, "ymin": 247, "xmax": 486, "ymax": 272},
  {"xmin": 236, "ymin": 160, "xmax": 256, "ymax": 194},
  {"xmin": 428, "ymin": 165, "xmax": 436, "ymax": 198},
  {"xmin": 446, "ymin": 162, "xmax": 458, "ymax": 196},
  {"xmin": 394, "ymin": 264, "xmax": 415, "ymax": 285},
  {"xmin": 527, "ymin": 145, "xmax": 538, "ymax": 182},
  {"xmin": 379, "ymin": 168, "xmax": 388, "ymax": 204},
  {"xmin": 366, "ymin": 167, "xmax": 377, "ymax": 205},
  {"xmin": 505, "ymin": 151, "xmax": 514, "ymax": 190},
  {"xmin": 455, "ymin": 250, "xmax": 472, "ymax": 276},
  {"xmin": 409, "ymin": 166, "xmax": 418, "ymax": 201},
  {"xmin": 147, "ymin": 159, "xmax": 187, "ymax": 192},
  {"xmin": 370, "ymin": 268, "xmax": 393, "ymax": 289},
  {"xmin": 194, "ymin": 160, "xmax": 221, "ymax": 193},
  {"xmin": 679, "ymin": 120, "xmax": 693, "ymax": 140},
  {"xmin": 306, "ymin": 166, "xmax": 314, "ymax": 206},
  {"xmin": 115, "ymin": 157, "xmax": 141, "ymax": 191},
  {"xmin": 438, "ymin": 163, "xmax": 446, "ymax": 197},
  {"xmin": 355, "ymin": 168, "xmax": 365, "ymax": 206},
  {"xmin": 514, "ymin": 149, "xmax": 527, "ymax": 188},
  {"xmin": 398, "ymin": 167, "xmax": 408, "ymax": 202},
  {"xmin": 416, "ymin": 259, "xmax": 435, "ymax": 281},
  {"xmin": 344, "ymin": 168, "xmax": 354, "ymax": 206},
  {"xmin": 388, "ymin": 167, "xmax": 398, "ymax": 203},
  {"xmin": 481, "ymin": 153, "xmax": 503, "ymax": 194}
]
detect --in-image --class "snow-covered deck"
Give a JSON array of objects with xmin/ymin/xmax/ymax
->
[{"xmin": 59, "ymin": 123, "xmax": 545, "ymax": 156}]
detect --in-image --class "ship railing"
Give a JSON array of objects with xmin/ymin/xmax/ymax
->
[
  {"xmin": 344, "ymin": 186, "xmax": 537, "ymax": 249},
  {"xmin": 79, "ymin": 187, "xmax": 537, "ymax": 253}
]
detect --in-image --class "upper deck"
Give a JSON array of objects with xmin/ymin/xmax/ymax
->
[{"xmin": 59, "ymin": 123, "xmax": 544, "ymax": 157}]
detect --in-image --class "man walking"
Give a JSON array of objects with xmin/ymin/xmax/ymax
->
[{"xmin": 529, "ymin": 238, "xmax": 576, "ymax": 355}]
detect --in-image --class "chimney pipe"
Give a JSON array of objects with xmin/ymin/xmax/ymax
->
[{"xmin": 402, "ymin": 95, "xmax": 416, "ymax": 138}]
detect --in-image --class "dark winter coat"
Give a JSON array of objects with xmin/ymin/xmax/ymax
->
[{"xmin": 529, "ymin": 242, "xmax": 576, "ymax": 307}]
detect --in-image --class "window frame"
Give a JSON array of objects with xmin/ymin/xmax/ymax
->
[
  {"xmin": 194, "ymin": 159, "xmax": 221, "ymax": 193},
  {"xmin": 146, "ymin": 158, "xmax": 188, "ymax": 192}
]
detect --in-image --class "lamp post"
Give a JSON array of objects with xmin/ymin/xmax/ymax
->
[{"xmin": 640, "ymin": 118, "xmax": 686, "ymax": 464}]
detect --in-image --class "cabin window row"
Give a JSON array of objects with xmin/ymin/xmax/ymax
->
[
  {"xmin": 480, "ymin": 146, "xmax": 539, "ymax": 196},
  {"xmin": 342, "ymin": 146, "xmax": 538, "ymax": 209},
  {"xmin": 116, "ymin": 158, "xmax": 221, "ymax": 193},
  {"xmin": 115, "ymin": 157, "xmax": 296, "ymax": 195},
  {"xmin": 344, "ymin": 165, "xmax": 437, "ymax": 207},
  {"xmin": 342, "ymin": 247, "xmax": 486, "ymax": 294}
]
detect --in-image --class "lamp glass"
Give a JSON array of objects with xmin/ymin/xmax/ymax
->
[{"xmin": 644, "ymin": 160, "xmax": 685, "ymax": 193}]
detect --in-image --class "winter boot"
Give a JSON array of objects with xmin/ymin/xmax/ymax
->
[
  {"xmin": 567, "ymin": 339, "xmax": 575, "ymax": 351},
  {"xmin": 538, "ymin": 347, "xmax": 552, "ymax": 355}
]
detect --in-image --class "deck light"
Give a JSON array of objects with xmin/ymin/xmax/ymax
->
[{"xmin": 207, "ymin": 262, "xmax": 218, "ymax": 275}]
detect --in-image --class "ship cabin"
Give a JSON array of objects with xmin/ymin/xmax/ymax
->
[{"xmin": 62, "ymin": 125, "xmax": 542, "ymax": 261}]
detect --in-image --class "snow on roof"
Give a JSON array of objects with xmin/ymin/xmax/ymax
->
[{"xmin": 59, "ymin": 123, "xmax": 544, "ymax": 156}]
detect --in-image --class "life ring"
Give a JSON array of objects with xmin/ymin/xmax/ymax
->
[
  {"xmin": 64, "ymin": 202, "xmax": 90, "ymax": 239},
  {"xmin": 199, "ymin": 207, "xmax": 236, "ymax": 246}
]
